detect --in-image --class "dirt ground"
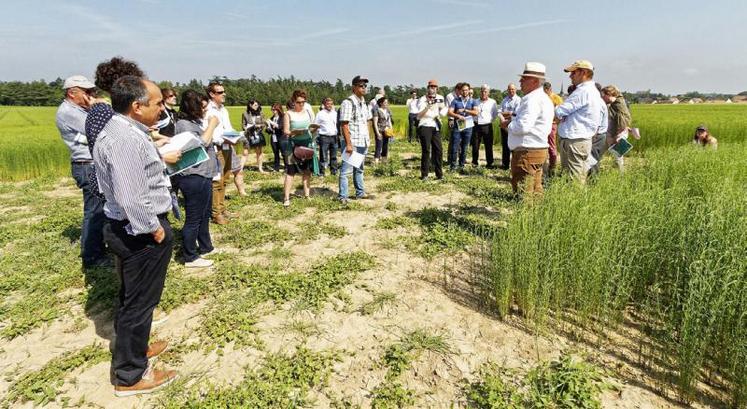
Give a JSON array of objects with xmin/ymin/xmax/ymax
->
[{"xmin": 0, "ymin": 153, "xmax": 716, "ymax": 408}]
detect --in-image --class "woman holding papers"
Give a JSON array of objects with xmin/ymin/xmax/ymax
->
[
  {"xmin": 241, "ymin": 99, "xmax": 267, "ymax": 173},
  {"xmin": 172, "ymin": 90, "xmax": 219, "ymax": 268},
  {"xmin": 281, "ymin": 90, "xmax": 317, "ymax": 207},
  {"xmin": 372, "ymin": 96, "xmax": 393, "ymax": 164},
  {"xmin": 267, "ymin": 103, "xmax": 286, "ymax": 172}
]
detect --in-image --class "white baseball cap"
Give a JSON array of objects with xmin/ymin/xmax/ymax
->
[{"xmin": 63, "ymin": 75, "xmax": 96, "ymax": 90}]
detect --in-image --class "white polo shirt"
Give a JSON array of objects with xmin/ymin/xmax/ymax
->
[
  {"xmin": 476, "ymin": 97, "xmax": 499, "ymax": 125},
  {"xmin": 314, "ymin": 108, "xmax": 338, "ymax": 136}
]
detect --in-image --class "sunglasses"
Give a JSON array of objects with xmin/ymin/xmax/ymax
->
[
  {"xmin": 295, "ymin": 100, "xmax": 306, "ymax": 104},
  {"xmin": 428, "ymin": 85, "xmax": 437, "ymax": 88},
  {"xmin": 213, "ymin": 90, "xmax": 225, "ymax": 95}
]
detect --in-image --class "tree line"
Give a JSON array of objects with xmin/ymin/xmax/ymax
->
[
  {"xmin": 0, "ymin": 76, "xmax": 506, "ymax": 107},
  {"xmin": 1, "ymin": 76, "xmax": 740, "ymax": 107}
]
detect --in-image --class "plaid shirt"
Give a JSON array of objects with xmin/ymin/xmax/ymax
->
[{"xmin": 339, "ymin": 94, "xmax": 371, "ymax": 147}]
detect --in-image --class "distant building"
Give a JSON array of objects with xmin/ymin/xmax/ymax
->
[{"xmin": 726, "ymin": 98, "xmax": 733, "ymax": 104}]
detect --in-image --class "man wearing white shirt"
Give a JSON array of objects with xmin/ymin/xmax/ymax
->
[
  {"xmin": 502, "ymin": 63, "xmax": 554, "ymax": 196},
  {"xmin": 314, "ymin": 97, "xmax": 338, "ymax": 176},
  {"xmin": 205, "ymin": 81, "xmax": 236, "ymax": 225},
  {"xmin": 499, "ymin": 83, "xmax": 521, "ymax": 169},
  {"xmin": 406, "ymin": 90, "xmax": 419, "ymax": 143},
  {"xmin": 472, "ymin": 84, "xmax": 499, "ymax": 168},
  {"xmin": 416, "ymin": 79, "xmax": 448, "ymax": 180},
  {"xmin": 555, "ymin": 60, "xmax": 605, "ymax": 185}
]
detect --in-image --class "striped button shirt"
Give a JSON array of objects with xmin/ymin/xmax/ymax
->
[
  {"xmin": 93, "ymin": 114, "xmax": 172, "ymax": 235},
  {"xmin": 339, "ymin": 94, "xmax": 371, "ymax": 147}
]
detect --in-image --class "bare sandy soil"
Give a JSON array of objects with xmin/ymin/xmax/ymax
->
[{"xmin": 0, "ymin": 167, "xmax": 711, "ymax": 409}]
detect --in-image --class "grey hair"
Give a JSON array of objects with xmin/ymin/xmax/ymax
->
[
  {"xmin": 480, "ymin": 84, "xmax": 490, "ymax": 91},
  {"xmin": 507, "ymin": 83, "xmax": 517, "ymax": 89},
  {"xmin": 111, "ymin": 76, "xmax": 149, "ymax": 114}
]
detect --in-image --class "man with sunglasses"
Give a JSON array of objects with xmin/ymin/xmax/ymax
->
[
  {"xmin": 55, "ymin": 75, "xmax": 110, "ymax": 269},
  {"xmin": 205, "ymin": 81, "xmax": 237, "ymax": 225},
  {"xmin": 338, "ymin": 75, "xmax": 373, "ymax": 204}
]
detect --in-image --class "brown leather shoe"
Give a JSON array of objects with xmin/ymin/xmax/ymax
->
[
  {"xmin": 146, "ymin": 340, "xmax": 168, "ymax": 359},
  {"xmin": 114, "ymin": 367, "xmax": 177, "ymax": 397},
  {"xmin": 211, "ymin": 215, "xmax": 228, "ymax": 225}
]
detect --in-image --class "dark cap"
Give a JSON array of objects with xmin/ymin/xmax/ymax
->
[
  {"xmin": 696, "ymin": 124, "xmax": 708, "ymax": 131},
  {"xmin": 351, "ymin": 75, "xmax": 369, "ymax": 86}
]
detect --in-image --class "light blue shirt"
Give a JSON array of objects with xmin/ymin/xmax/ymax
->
[
  {"xmin": 598, "ymin": 103, "xmax": 609, "ymax": 135},
  {"xmin": 500, "ymin": 94, "xmax": 521, "ymax": 113},
  {"xmin": 55, "ymin": 99, "xmax": 91, "ymax": 161},
  {"xmin": 555, "ymin": 80, "xmax": 605, "ymax": 140}
]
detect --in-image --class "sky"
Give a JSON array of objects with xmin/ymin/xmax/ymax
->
[{"xmin": 1, "ymin": 0, "xmax": 746, "ymax": 95}]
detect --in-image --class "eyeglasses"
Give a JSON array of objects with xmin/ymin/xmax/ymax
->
[
  {"xmin": 428, "ymin": 85, "xmax": 437, "ymax": 88},
  {"xmin": 295, "ymin": 100, "xmax": 306, "ymax": 104},
  {"xmin": 356, "ymin": 84, "xmax": 367, "ymax": 88},
  {"xmin": 166, "ymin": 94, "xmax": 177, "ymax": 98},
  {"xmin": 213, "ymin": 90, "xmax": 225, "ymax": 95}
]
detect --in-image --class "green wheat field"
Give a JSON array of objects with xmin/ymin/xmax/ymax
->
[{"xmin": 0, "ymin": 104, "xmax": 745, "ymax": 408}]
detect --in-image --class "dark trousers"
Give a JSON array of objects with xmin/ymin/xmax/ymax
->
[
  {"xmin": 449, "ymin": 127, "xmax": 473, "ymax": 169},
  {"xmin": 418, "ymin": 126, "xmax": 443, "ymax": 179},
  {"xmin": 104, "ymin": 214, "xmax": 173, "ymax": 386},
  {"xmin": 270, "ymin": 137, "xmax": 282, "ymax": 171},
  {"xmin": 318, "ymin": 134, "xmax": 338, "ymax": 175},
  {"xmin": 472, "ymin": 123, "xmax": 494, "ymax": 166},
  {"xmin": 374, "ymin": 136, "xmax": 390, "ymax": 159},
  {"xmin": 407, "ymin": 113, "xmax": 418, "ymax": 142},
  {"xmin": 71, "ymin": 162, "xmax": 107, "ymax": 266},
  {"xmin": 173, "ymin": 175, "xmax": 213, "ymax": 262},
  {"xmin": 500, "ymin": 127, "xmax": 511, "ymax": 169}
]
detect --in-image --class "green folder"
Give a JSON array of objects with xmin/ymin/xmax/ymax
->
[
  {"xmin": 608, "ymin": 138, "xmax": 633, "ymax": 157},
  {"xmin": 165, "ymin": 146, "xmax": 209, "ymax": 176}
]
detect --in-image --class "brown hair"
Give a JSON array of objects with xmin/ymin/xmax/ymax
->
[
  {"xmin": 291, "ymin": 89, "xmax": 307, "ymax": 101},
  {"xmin": 207, "ymin": 81, "xmax": 223, "ymax": 95},
  {"xmin": 601, "ymin": 85, "xmax": 621, "ymax": 97}
]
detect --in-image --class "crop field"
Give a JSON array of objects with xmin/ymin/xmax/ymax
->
[{"xmin": 0, "ymin": 104, "xmax": 745, "ymax": 408}]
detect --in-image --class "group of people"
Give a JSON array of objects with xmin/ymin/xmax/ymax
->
[{"xmin": 54, "ymin": 54, "xmax": 673, "ymax": 397}]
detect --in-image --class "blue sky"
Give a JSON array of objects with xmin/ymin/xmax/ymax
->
[{"xmin": 1, "ymin": 0, "xmax": 745, "ymax": 94}]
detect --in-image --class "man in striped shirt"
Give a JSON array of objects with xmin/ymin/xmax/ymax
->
[{"xmin": 93, "ymin": 76, "xmax": 177, "ymax": 397}]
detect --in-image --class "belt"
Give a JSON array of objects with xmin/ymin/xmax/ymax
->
[{"xmin": 72, "ymin": 160, "xmax": 94, "ymax": 165}]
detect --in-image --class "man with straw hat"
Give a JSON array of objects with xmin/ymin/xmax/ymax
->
[
  {"xmin": 554, "ymin": 59, "xmax": 605, "ymax": 185},
  {"xmin": 500, "ymin": 62, "xmax": 554, "ymax": 196}
]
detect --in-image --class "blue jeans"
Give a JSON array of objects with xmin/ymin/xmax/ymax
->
[
  {"xmin": 338, "ymin": 143, "xmax": 367, "ymax": 199},
  {"xmin": 71, "ymin": 162, "xmax": 106, "ymax": 266},
  {"xmin": 449, "ymin": 127, "xmax": 473, "ymax": 169},
  {"xmin": 172, "ymin": 175, "xmax": 213, "ymax": 262}
]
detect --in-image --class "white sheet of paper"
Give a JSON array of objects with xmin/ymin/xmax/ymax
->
[
  {"xmin": 341, "ymin": 150, "xmax": 365, "ymax": 169},
  {"xmin": 159, "ymin": 132, "xmax": 201, "ymax": 154},
  {"xmin": 585, "ymin": 153, "xmax": 598, "ymax": 170}
]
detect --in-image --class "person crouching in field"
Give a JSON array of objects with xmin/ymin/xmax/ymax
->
[
  {"xmin": 173, "ymin": 90, "xmax": 219, "ymax": 268},
  {"xmin": 693, "ymin": 124, "xmax": 718, "ymax": 149},
  {"xmin": 601, "ymin": 85, "xmax": 632, "ymax": 172},
  {"xmin": 55, "ymin": 75, "xmax": 109, "ymax": 269},
  {"xmin": 502, "ymin": 62, "xmax": 554, "ymax": 197}
]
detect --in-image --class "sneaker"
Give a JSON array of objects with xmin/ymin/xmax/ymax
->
[
  {"xmin": 114, "ymin": 365, "xmax": 177, "ymax": 397},
  {"xmin": 338, "ymin": 197, "xmax": 349, "ymax": 206},
  {"xmin": 152, "ymin": 309, "xmax": 169, "ymax": 327},
  {"xmin": 185, "ymin": 257, "xmax": 214, "ymax": 268},
  {"xmin": 146, "ymin": 340, "xmax": 168, "ymax": 359},
  {"xmin": 420, "ymin": 176, "xmax": 429, "ymax": 181},
  {"xmin": 355, "ymin": 193, "xmax": 372, "ymax": 200}
]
